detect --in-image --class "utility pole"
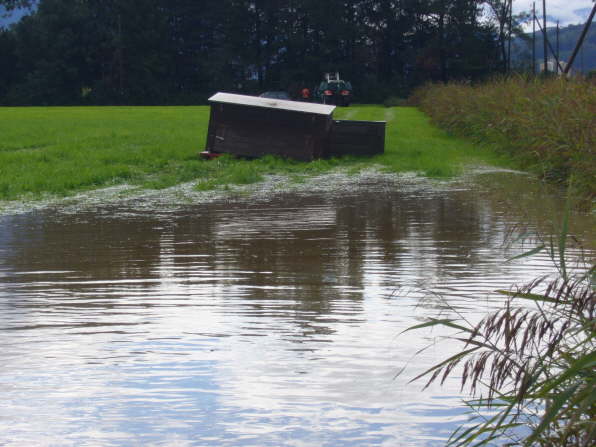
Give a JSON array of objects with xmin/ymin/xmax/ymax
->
[
  {"xmin": 556, "ymin": 20, "xmax": 560, "ymax": 74},
  {"xmin": 507, "ymin": 0, "xmax": 513, "ymax": 72},
  {"xmin": 535, "ymin": 13, "xmax": 565, "ymax": 74},
  {"xmin": 532, "ymin": 2, "xmax": 536, "ymax": 74},
  {"xmin": 564, "ymin": 2, "xmax": 596, "ymax": 75},
  {"xmin": 542, "ymin": 0, "xmax": 547, "ymax": 74}
]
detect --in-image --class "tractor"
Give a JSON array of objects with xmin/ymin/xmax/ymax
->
[{"xmin": 315, "ymin": 72, "xmax": 352, "ymax": 106}]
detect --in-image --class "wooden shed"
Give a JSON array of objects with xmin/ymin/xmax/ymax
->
[{"xmin": 203, "ymin": 92, "xmax": 384, "ymax": 161}]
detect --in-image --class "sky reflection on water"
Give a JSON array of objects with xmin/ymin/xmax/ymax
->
[{"xmin": 0, "ymin": 173, "xmax": 587, "ymax": 446}]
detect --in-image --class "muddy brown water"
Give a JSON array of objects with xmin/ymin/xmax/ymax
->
[{"xmin": 0, "ymin": 172, "xmax": 591, "ymax": 446}]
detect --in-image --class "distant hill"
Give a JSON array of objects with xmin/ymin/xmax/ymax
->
[{"xmin": 512, "ymin": 22, "xmax": 596, "ymax": 73}]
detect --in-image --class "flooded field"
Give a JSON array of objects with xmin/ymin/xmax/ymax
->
[{"xmin": 0, "ymin": 171, "xmax": 591, "ymax": 446}]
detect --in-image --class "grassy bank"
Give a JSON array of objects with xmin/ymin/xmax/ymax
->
[
  {"xmin": 0, "ymin": 105, "xmax": 506, "ymax": 202},
  {"xmin": 412, "ymin": 77, "xmax": 595, "ymax": 198}
]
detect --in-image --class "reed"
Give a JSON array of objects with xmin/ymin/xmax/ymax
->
[
  {"xmin": 412, "ymin": 77, "xmax": 596, "ymax": 199},
  {"xmin": 404, "ymin": 209, "xmax": 595, "ymax": 446}
]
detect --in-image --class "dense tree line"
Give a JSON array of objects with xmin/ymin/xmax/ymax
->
[{"xmin": 1, "ymin": 0, "xmax": 508, "ymax": 105}]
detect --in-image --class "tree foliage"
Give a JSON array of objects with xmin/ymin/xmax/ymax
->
[{"xmin": 1, "ymin": 0, "xmax": 506, "ymax": 105}]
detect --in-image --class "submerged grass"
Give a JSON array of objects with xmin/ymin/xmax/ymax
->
[{"xmin": 0, "ymin": 104, "xmax": 509, "ymax": 202}]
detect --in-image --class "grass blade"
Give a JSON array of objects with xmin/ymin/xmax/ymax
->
[{"xmin": 506, "ymin": 244, "xmax": 545, "ymax": 263}]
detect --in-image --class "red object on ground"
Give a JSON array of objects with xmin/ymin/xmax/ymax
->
[
  {"xmin": 301, "ymin": 88, "xmax": 310, "ymax": 99},
  {"xmin": 200, "ymin": 151, "xmax": 223, "ymax": 160}
]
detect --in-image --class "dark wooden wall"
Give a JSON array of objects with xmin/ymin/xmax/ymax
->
[
  {"xmin": 205, "ymin": 103, "xmax": 385, "ymax": 161},
  {"xmin": 206, "ymin": 103, "xmax": 332, "ymax": 161},
  {"xmin": 326, "ymin": 120, "xmax": 385, "ymax": 158}
]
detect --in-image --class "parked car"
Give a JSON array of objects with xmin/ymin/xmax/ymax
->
[{"xmin": 259, "ymin": 91, "xmax": 291, "ymax": 100}]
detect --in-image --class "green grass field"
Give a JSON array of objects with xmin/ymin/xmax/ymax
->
[{"xmin": 0, "ymin": 105, "xmax": 508, "ymax": 201}]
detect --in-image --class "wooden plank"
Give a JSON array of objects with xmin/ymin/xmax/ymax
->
[
  {"xmin": 211, "ymin": 123, "xmax": 318, "ymax": 161},
  {"xmin": 205, "ymin": 106, "xmax": 218, "ymax": 152},
  {"xmin": 215, "ymin": 103, "xmax": 330, "ymax": 132}
]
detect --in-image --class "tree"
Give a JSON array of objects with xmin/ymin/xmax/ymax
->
[{"xmin": 0, "ymin": 0, "xmax": 507, "ymax": 105}]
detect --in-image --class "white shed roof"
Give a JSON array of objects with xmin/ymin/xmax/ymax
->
[{"xmin": 208, "ymin": 92, "xmax": 336, "ymax": 115}]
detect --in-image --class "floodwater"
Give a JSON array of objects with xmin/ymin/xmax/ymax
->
[{"xmin": 0, "ymin": 171, "xmax": 591, "ymax": 446}]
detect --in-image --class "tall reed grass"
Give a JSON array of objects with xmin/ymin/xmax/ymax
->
[
  {"xmin": 411, "ymin": 77, "xmax": 595, "ymax": 199},
  {"xmin": 404, "ymin": 208, "xmax": 595, "ymax": 446}
]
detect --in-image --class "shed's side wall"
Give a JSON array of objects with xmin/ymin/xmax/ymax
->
[{"xmin": 206, "ymin": 103, "xmax": 332, "ymax": 161}]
